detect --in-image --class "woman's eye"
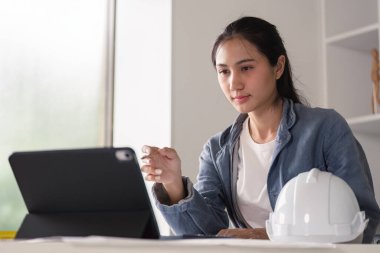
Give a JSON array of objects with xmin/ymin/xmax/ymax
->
[
  {"xmin": 218, "ymin": 69, "xmax": 229, "ymax": 75},
  {"xmin": 241, "ymin": 66, "xmax": 253, "ymax": 71}
]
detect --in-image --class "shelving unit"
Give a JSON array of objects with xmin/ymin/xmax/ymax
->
[
  {"xmin": 325, "ymin": 23, "xmax": 378, "ymax": 51},
  {"xmin": 347, "ymin": 114, "xmax": 380, "ymax": 135},
  {"xmin": 322, "ymin": 0, "xmax": 380, "ymax": 205}
]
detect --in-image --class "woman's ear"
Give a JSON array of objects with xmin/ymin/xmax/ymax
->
[{"xmin": 275, "ymin": 55, "xmax": 286, "ymax": 80}]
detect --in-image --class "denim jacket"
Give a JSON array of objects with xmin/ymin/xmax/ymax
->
[{"xmin": 153, "ymin": 99, "xmax": 380, "ymax": 243}]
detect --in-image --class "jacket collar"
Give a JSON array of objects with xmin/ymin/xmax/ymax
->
[
  {"xmin": 220, "ymin": 98, "xmax": 297, "ymax": 147},
  {"xmin": 277, "ymin": 98, "xmax": 296, "ymax": 142}
]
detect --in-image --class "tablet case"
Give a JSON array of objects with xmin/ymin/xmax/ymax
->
[{"xmin": 9, "ymin": 147, "xmax": 160, "ymax": 239}]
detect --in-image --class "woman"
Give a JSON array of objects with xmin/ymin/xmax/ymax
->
[{"xmin": 141, "ymin": 16, "xmax": 380, "ymax": 243}]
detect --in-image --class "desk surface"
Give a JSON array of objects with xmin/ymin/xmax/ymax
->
[{"xmin": 0, "ymin": 237, "xmax": 379, "ymax": 253}]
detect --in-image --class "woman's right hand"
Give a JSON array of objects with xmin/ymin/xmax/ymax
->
[{"xmin": 140, "ymin": 145, "xmax": 185, "ymax": 204}]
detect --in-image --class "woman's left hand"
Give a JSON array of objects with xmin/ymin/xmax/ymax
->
[{"xmin": 217, "ymin": 228, "xmax": 269, "ymax": 239}]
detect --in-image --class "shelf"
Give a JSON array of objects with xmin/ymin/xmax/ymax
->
[
  {"xmin": 347, "ymin": 113, "xmax": 380, "ymax": 135},
  {"xmin": 326, "ymin": 23, "xmax": 379, "ymax": 52}
]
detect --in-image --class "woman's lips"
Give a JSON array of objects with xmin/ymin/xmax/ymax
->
[{"xmin": 233, "ymin": 95, "xmax": 250, "ymax": 104}]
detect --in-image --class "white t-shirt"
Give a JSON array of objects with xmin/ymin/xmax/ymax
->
[{"xmin": 236, "ymin": 118, "xmax": 275, "ymax": 228}]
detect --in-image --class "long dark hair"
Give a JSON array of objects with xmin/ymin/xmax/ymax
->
[{"xmin": 211, "ymin": 16, "xmax": 306, "ymax": 105}]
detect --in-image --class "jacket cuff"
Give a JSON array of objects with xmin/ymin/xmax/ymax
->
[{"xmin": 152, "ymin": 176, "xmax": 194, "ymax": 206}]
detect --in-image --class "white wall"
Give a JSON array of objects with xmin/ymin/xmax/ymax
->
[
  {"xmin": 171, "ymin": 0, "xmax": 324, "ymax": 181},
  {"xmin": 113, "ymin": 0, "xmax": 172, "ymax": 154}
]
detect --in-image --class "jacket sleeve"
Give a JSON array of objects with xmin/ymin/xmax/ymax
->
[
  {"xmin": 152, "ymin": 140, "xmax": 229, "ymax": 235},
  {"xmin": 323, "ymin": 111, "xmax": 380, "ymax": 243}
]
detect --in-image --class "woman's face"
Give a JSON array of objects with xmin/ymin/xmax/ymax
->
[{"xmin": 215, "ymin": 37, "xmax": 284, "ymax": 114}]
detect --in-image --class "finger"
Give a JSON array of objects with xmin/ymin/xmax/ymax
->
[
  {"xmin": 159, "ymin": 147, "xmax": 178, "ymax": 159},
  {"xmin": 141, "ymin": 148, "xmax": 165, "ymax": 164},
  {"xmin": 141, "ymin": 165, "xmax": 163, "ymax": 176},
  {"xmin": 140, "ymin": 156, "xmax": 159, "ymax": 168},
  {"xmin": 141, "ymin": 145, "xmax": 150, "ymax": 154},
  {"xmin": 145, "ymin": 173, "xmax": 162, "ymax": 182},
  {"xmin": 141, "ymin": 165, "xmax": 154, "ymax": 174},
  {"xmin": 217, "ymin": 229, "xmax": 228, "ymax": 236},
  {"xmin": 145, "ymin": 174, "xmax": 155, "ymax": 181},
  {"xmin": 140, "ymin": 156, "xmax": 151, "ymax": 164},
  {"xmin": 142, "ymin": 145, "xmax": 158, "ymax": 155}
]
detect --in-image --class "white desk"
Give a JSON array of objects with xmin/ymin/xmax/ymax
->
[{"xmin": 0, "ymin": 237, "xmax": 379, "ymax": 253}]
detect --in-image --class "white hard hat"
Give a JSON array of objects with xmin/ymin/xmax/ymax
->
[{"xmin": 265, "ymin": 168, "xmax": 368, "ymax": 243}]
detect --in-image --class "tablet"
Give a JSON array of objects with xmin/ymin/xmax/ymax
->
[{"xmin": 9, "ymin": 147, "xmax": 160, "ymax": 239}]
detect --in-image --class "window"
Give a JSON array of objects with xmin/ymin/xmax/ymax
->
[{"xmin": 0, "ymin": 0, "xmax": 111, "ymax": 230}]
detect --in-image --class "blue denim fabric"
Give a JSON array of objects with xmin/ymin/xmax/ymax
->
[{"xmin": 153, "ymin": 99, "xmax": 380, "ymax": 243}]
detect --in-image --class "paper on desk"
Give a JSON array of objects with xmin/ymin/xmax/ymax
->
[{"xmin": 59, "ymin": 236, "xmax": 336, "ymax": 249}]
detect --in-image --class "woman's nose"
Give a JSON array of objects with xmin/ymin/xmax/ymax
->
[{"xmin": 229, "ymin": 72, "xmax": 243, "ymax": 90}]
